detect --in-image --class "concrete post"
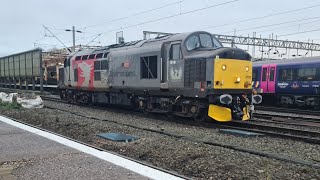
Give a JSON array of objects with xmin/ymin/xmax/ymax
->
[
  {"xmin": 25, "ymin": 78, "xmax": 28, "ymax": 90},
  {"xmin": 19, "ymin": 78, "xmax": 22, "ymax": 90}
]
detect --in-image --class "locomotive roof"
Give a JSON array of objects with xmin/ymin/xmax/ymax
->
[
  {"xmin": 253, "ymin": 56, "xmax": 320, "ymax": 65},
  {"xmin": 68, "ymin": 31, "xmax": 213, "ymax": 57}
]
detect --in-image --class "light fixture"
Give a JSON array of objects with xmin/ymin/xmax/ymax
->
[
  {"xmin": 245, "ymin": 66, "xmax": 249, "ymax": 72},
  {"xmin": 222, "ymin": 64, "xmax": 227, "ymax": 70},
  {"xmin": 235, "ymin": 77, "xmax": 241, "ymax": 83}
]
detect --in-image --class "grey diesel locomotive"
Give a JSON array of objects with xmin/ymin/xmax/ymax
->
[{"xmin": 59, "ymin": 31, "xmax": 261, "ymax": 122}]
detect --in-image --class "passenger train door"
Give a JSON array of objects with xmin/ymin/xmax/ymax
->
[{"xmin": 261, "ymin": 64, "xmax": 276, "ymax": 93}]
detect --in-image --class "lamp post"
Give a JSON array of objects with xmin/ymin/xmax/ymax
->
[{"xmin": 65, "ymin": 26, "xmax": 83, "ymax": 52}]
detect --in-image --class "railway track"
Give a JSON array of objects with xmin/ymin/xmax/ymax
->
[
  {"xmin": 216, "ymin": 121, "xmax": 320, "ymax": 145},
  {"xmin": 252, "ymin": 106, "xmax": 320, "ymax": 128},
  {"xmin": 255, "ymin": 106, "xmax": 320, "ymax": 118},
  {"xmin": 40, "ymin": 96, "xmax": 320, "ymax": 145},
  {"xmin": 249, "ymin": 118, "xmax": 320, "ymax": 129}
]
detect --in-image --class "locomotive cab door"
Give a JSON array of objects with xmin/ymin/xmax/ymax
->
[
  {"xmin": 161, "ymin": 41, "xmax": 183, "ymax": 89},
  {"xmin": 261, "ymin": 64, "xmax": 276, "ymax": 93}
]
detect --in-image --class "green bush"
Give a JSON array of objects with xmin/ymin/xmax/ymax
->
[{"xmin": 0, "ymin": 100, "xmax": 22, "ymax": 110}]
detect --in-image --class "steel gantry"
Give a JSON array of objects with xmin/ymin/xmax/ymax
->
[{"xmin": 213, "ymin": 34, "xmax": 320, "ymax": 51}]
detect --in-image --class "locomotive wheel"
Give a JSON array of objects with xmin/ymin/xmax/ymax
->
[
  {"xmin": 133, "ymin": 98, "xmax": 146, "ymax": 113},
  {"xmin": 196, "ymin": 107, "xmax": 210, "ymax": 122}
]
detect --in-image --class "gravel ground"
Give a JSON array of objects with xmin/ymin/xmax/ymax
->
[
  {"xmin": 0, "ymin": 101, "xmax": 319, "ymax": 179},
  {"xmin": 44, "ymin": 101, "xmax": 320, "ymax": 163}
]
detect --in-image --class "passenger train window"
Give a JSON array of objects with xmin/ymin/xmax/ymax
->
[
  {"xmin": 279, "ymin": 69, "xmax": 295, "ymax": 81},
  {"xmin": 170, "ymin": 44, "xmax": 182, "ymax": 60},
  {"xmin": 82, "ymin": 55, "xmax": 88, "ymax": 60},
  {"xmin": 297, "ymin": 67, "xmax": 317, "ymax": 81},
  {"xmin": 317, "ymin": 68, "xmax": 320, "ymax": 80},
  {"xmin": 199, "ymin": 34, "xmax": 213, "ymax": 48},
  {"xmin": 269, "ymin": 67, "xmax": 275, "ymax": 81},
  {"xmin": 186, "ymin": 35, "xmax": 200, "ymax": 51},
  {"xmin": 96, "ymin": 53, "xmax": 103, "ymax": 59},
  {"xmin": 252, "ymin": 69, "xmax": 257, "ymax": 81},
  {"xmin": 75, "ymin": 56, "xmax": 81, "ymax": 61},
  {"xmin": 262, "ymin": 68, "xmax": 267, "ymax": 81},
  {"xmin": 89, "ymin": 54, "xmax": 96, "ymax": 59}
]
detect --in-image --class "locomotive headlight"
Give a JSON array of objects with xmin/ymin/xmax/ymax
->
[
  {"xmin": 236, "ymin": 77, "xmax": 241, "ymax": 83},
  {"xmin": 245, "ymin": 66, "xmax": 249, "ymax": 72},
  {"xmin": 222, "ymin": 64, "xmax": 227, "ymax": 71}
]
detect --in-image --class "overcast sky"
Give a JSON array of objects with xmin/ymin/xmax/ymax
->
[{"xmin": 1, "ymin": 0, "xmax": 320, "ymax": 57}]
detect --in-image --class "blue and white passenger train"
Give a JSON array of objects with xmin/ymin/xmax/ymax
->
[{"xmin": 253, "ymin": 56, "xmax": 320, "ymax": 108}]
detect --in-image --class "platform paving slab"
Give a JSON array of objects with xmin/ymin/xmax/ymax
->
[{"xmin": 0, "ymin": 121, "xmax": 149, "ymax": 180}]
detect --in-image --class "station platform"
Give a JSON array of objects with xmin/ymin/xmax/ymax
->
[{"xmin": 0, "ymin": 116, "xmax": 183, "ymax": 180}]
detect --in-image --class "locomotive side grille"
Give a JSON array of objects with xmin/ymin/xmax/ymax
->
[{"xmin": 184, "ymin": 59, "xmax": 206, "ymax": 87}]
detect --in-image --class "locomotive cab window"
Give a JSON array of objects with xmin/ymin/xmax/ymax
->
[
  {"xmin": 186, "ymin": 35, "xmax": 200, "ymax": 51},
  {"xmin": 186, "ymin": 33, "xmax": 222, "ymax": 51},
  {"xmin": 199, "ymin": 34, "xmax": 213, "ymax": 48},
  {"xmin": 212, "ymin": 36, "xmax": 222, "ymax": 48},
  {"xmin": 170, "ymin": 44, "xmax": 182, "ymax": 60},
  {"xmin": 75, "ymin": 56, "xmax": 81, "ymax": 61},
  {"xmin": 140, "ymin": 56, "xmax": 157, "ymax": 79}
]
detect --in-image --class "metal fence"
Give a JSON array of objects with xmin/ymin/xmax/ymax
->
[{"xmin": 0, "ymin": 48, "xmax": 43, "ymax": 92}]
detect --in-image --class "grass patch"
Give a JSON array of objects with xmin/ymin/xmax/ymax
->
[{"xmin": 0, "ymin": 101, "xmax": 22, "ymax": 110}]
